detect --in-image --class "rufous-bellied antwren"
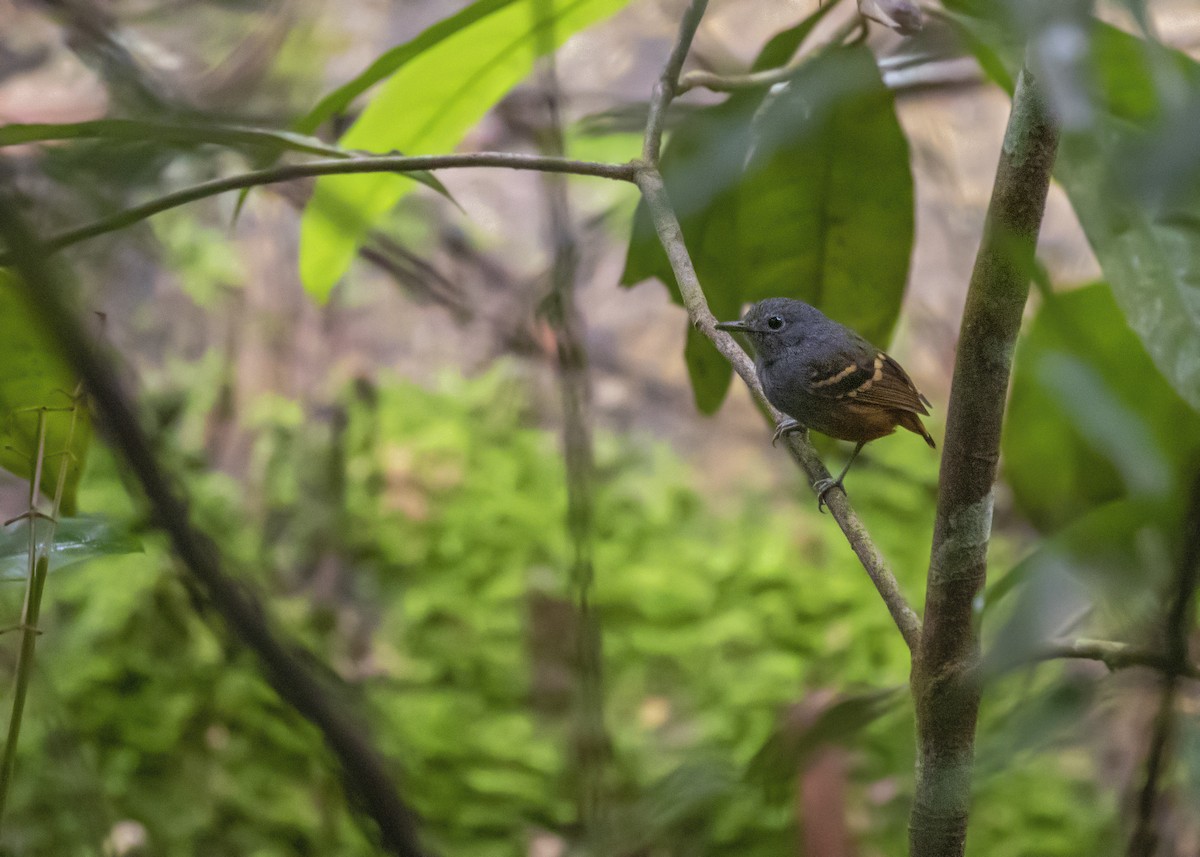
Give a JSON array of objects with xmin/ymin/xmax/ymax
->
[{"xmin": 716, "ymin": 297, "xmax": 936, "ymax": 511}]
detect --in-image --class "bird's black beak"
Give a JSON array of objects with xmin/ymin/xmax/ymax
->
[{"xmin": 715, "ymin": 319, "xmax": 750, "ymax": 332}]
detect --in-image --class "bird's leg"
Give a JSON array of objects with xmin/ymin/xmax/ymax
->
[
  {"xmin": 771, "ymin": 418, "xmax": 806, "ymax": 447},
  {"xmin": 813, "ymin": 441, "xmax": 866, "ymax": 513}
]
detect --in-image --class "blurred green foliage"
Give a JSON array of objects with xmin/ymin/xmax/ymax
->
[{"xmin": 0, "ymin": 366, "xmax": 1114, "ymax": 855}]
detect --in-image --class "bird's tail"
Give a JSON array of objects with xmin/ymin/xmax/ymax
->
[{"xmin": 899, "ymin": 412, "xmax": 937, "ymax": 449}]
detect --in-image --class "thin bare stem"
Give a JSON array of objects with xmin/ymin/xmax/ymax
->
[
  {"xmin": 1035, "ymin": 638, "xmax": 1200, "ymax": 680},
  {"xmin": 0, "ymin": 411, "xmax": 48, "ymax": 825},
  {"xmin": 909, "ymin": 61, "xmax": 1059, "ymax": 857},
  {"xmin": 0, "ymin": 392, "xmax": 80, "ymax": 827},
  {"xmin": 0, "ymin": 188, "xmax": 428, "ymax": 857},
  {"xmin": 641, "ymin": 0, "xmax": 709, "ymax": 163},
  {"xmin": 677, "ymin": 15, "xmax": 861, "ymax": 94},
  {"xmin": 633, "ymin": 167, "xmax": 921, "ymax": 650},
  {"xmin": 0, "ymin": 152, "xmax": 637, "ymax": 264}
]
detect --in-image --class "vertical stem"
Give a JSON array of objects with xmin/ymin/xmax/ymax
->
[
  {"xmin": 0, "ymin": 396, "xmax": 78, "ymax": 826},
  {"xmin": 531, "ymin": 17, "xmax": 611, "ymax": 840},
  {"xmin": 1127, "ymin": 471, "xmax": 1200, "ymax": 857},
  {"xmin": 909, "ymin": 63, "xmax": 1059, "ymax": 857}
]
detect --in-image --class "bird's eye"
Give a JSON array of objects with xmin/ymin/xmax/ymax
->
[{"xmin": 767, "ymin": 315, "xmax": 784, "ymax": 330}]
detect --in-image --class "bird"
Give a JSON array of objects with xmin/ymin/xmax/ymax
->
[{"xmin": 715, "ymin": 297, "xmax": 935, "ymax": 511}]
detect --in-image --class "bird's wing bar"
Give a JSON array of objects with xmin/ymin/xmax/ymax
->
[{"xmin": 804, "ymin": 351, "xmax": 930, "ymax": 414}]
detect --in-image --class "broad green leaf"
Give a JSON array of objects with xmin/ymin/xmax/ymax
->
[
  {"xmin": 299, "ymin": 0, "xmax": 631, "ymax": 302},
  {"xmin": 1002, "ymin": 284, "xmax": 1200, "ymax": 532},
  {"xmin": 738, "ymin": 45, "xmax": 914, "ymax": 343},
  {"xmin": 0, "ymin": 272, "xmax": 91, "ymax": 515},
  {"xmin": 0, "ymin": 515, "xmax": 142, "ymax": 581},
  {"xmin": 945, "ymin": 11, "xmax": 1200, "ymax": 409}
]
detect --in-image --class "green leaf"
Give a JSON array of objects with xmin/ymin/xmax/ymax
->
[
  {"xmin": 946, "ymin": 13, "xmax": 1200, "ymax": 409},
  {"xmin": 293, "ymin": 0, "xmax": 521, "ymax": 136},
  {"xmin": 738, "ymin": 44, "xmax": 914, "ymax": 345},
  {"xmin": 1003, "ymin": 284, "xmax": 1200, "ymax": 532},
  {"xmin": 0, "ymin": 515, "xmax": 142, "ymax": 581},
  {"xmin": 298, "ymin": 0, "xmax": 631, "ymax": 302},
  {"xmin": 0, "ymin": 272, "xmax": 91, "ymax": 515}
]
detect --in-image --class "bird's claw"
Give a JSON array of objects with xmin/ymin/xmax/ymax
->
[
  {"xmin": 771, "ymin": 419, "xmax": 805, "ymax": 447},
  {"xmin": 812, "ymin": 477, "xmax": 845, "ymax": 514}
]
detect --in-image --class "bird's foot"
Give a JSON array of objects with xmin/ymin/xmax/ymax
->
[
  {"xmin": 812, "ymin": 477, "xmax": 846, "ymax": 514},
  {"xmin": 771, "ymin": 418, "xmax": 805, "ymax": 447}
]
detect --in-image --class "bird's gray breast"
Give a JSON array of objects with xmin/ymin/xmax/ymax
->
[{"xmin": 758, "ymin": 355, "xmax": 818, "ymax": 421}]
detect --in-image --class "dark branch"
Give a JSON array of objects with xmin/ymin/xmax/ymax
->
[
  {"xmin": 1128, "ymin": 471, "xmax": 1200, "ymax": 857},
  {"xmin": 534, "ymin": 48, "xmax": 612, "ymax": 841},
  {"xmin": 909, "ymin": 62, "xmax": 1060, "ymax": 857},
  {"xmin": 0, "ymin": 186, "xmax": 428, "ymax": 857}
]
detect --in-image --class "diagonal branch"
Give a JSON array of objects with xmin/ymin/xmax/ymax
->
[
  {"xmin": 0, "ymin": 186, "xmax": 428, "ymax": 857},
  {"xmin": 633, "ymin": 0, "xmax": 921, "ymax": 651},
  {"xmin": 909, "ymin": 61, "xmax": 1059, "ymax": 857}
]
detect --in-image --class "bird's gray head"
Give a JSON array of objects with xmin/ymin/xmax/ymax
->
[{"xmin": 715, "ymin": 298, "xmax": 828, "ymax": 360}]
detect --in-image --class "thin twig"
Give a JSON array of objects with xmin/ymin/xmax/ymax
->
[
  {"xmin": 1035, "ymin": 638, "xmax": 1200, "ymax": 680},
  {"xmin": 0, "ymin": 152, "xmax": 637, "ymax": 264},
  {"xmin": 1128, "ymin": 472, "xmax": 1200, "ymax": 857},
  {"xmin": 909, "ymin": 61, "xmax": 1059, "ymax": 857},
  {"xmin": 632, "ymin": 0, "xmax": 920, "ymax": 650},
  {"xmin": 0, "ymin": 187, "xmax": 428, "ymax": 857},
  {"xmin": 641, "ymin": 0, "xmax": 709, "ymax": 163},
  {"xmin": 677, "ymin": 15, "xmax": 861, "ymax": 94},
  {"xmin": 0, "ymin": 410, "xmax": 49, "ymax": 826}
]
